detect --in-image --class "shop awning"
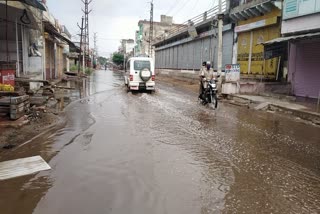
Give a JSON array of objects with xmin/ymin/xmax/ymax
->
[
  {"xmin": 0, "ymin": 2, "xmax": 40, "ymax": 30},
  {"xmin": 263, "ymin": 32, "xmax": 320, "ymax": 59},
  {"xmin": 229, "ymin": 0, "xmax": 278, "ymax": 22},
  {"xmin": 263, "ymin": 32, "xmax": 320, "ymax": 45},
  {"xmin": 44, "ymin": 21, "xmax": 78, "ymax": 51}
]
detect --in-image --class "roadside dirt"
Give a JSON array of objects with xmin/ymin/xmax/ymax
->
[
  {"xmin": 157, "ymin": 75, "xmax": 199, "ymax": 94},
  {"xmin": 0, "ymin": 109, "xmax": 66, "ymax": 151}
]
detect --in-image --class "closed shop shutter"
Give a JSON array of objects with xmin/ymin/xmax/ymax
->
[
  {"xmin": 167, "ymin": 48, "xmax": 171, "ymax": 68},
  {"xmin": 161, "ymin": 50, "xmax": 164, "ymax": 68},
  {"xmin": 212, "ymin": 37, "xmax": 218, "ymax": 70},
  {"xmin": 158, "ymin": 50, "xmax": 161, "ymax": 68},
  {"xmin": 187, "ymin": 42, "xmax": 193, "ymax": 69},
  {"xmin": 166, "ymin": 48, "xmax": 170, "ymax": 69},
  {"xmin": 182, "ymin": 44, "xmax": 188, "ymax": 69},
  {"xmin": 170, "ymin": 47, "xmax": 174, "ymax": 69},
  {"xmin": 222, "ymin": 30, "xmax": 234, "ymax": 70},
  {"xmin": 155, "ymin": 51, "xmax": 159, "ymax": 68},
  {"xmin": 194, "ymin": 40, "xmax": 202, "ymax": 70},
  {"xmin": 178, "ymin": 44, "xmax": 184, "ymax": 69},
  {"xmin": 294, "ymin": 40, "xmax": 320, "ymax": 98},
  {"xmin": 162, "ymin": 50, "xmax": 165, "ymax": 68},
  {"xmin": 202, "ymin": 37, "xmax": 211, "ymax": 63}
]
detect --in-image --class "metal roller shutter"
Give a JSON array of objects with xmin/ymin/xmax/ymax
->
[
  {"xmin": 173, "ymin": 46, "xmax": 178, "ymax": 69},
  {"xmin": 222, "ymin": 30, "xmax": 234, "ymax": 70},
  {"xmin": 202, "ymin": 37, "xmax": 211, "ymax": 64},
  {"xmin": 178, "ymin": 44, "xmax": 184, "ymax": 69},
  {"xmin": 194, "ymin": 40, "xmax": 202, "ymax": 70},
  {"xmin": 293, "ymin": 40, "xmax": 320, "ymax": 98}
]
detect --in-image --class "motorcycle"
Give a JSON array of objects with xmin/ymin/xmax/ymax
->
[{"xmin": 200, "ymin": 78, "xmax": 218, "ymax": 109}]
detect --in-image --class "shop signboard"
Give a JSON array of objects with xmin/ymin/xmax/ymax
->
[{"xmin": 225, "ymin": 64, "xmax": 240, "ymax": 82}]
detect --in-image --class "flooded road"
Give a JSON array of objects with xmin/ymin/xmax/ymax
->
[{"xmin": 0, "ymin": 70, "xmax": 319, "ymax": 214}]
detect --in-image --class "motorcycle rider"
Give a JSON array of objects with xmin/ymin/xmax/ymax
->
[
  {"xmin": 199, "ymin": 61, "xmax": 213, "ymax": 103},
  {"xmin": 199, "ymin": 61, "xmax": 206, "ymax": 99}
]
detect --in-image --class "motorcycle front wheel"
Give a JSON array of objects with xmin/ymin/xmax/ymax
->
[{"xmin": 210, "ymin": 94, "xmax": 218, "ymax": 109}]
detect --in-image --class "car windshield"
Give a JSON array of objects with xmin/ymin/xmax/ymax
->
[{"xmin": 134, "ymin": 60, "xmax": 151, "ymax": 70}]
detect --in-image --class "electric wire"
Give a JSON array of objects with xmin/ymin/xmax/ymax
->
[
  {"xmin": 171, "ymin": 0, "xmax": 193, "ymax": 16},
  {"xmin": 165, "ymin": 0, "xmax": 181, "ymax": 15}
]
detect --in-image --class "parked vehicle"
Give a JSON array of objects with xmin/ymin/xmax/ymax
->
[
  {"xmin": 124, "ymin": 57, "xmax": 155, "ymax": 92},
  {"xmin": 200, "ymin": 78, "xmax": 218, "ymax": 109}
]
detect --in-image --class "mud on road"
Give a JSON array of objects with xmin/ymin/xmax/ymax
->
[
  {"xmin": 0, "ymin": 70, "xmax": 319, "ymax": 214},
  {"xmin": 0, "ymin": 111, "xmax": 65, "ymax": 151}
]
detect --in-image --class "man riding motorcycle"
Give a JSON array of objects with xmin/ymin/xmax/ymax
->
[{"xmin": 199, "ymin": 61, "xmax": 214, "ymax": 103}]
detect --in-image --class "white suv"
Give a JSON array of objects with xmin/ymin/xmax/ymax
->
[{"xmin": 124, "ymin": 57, "xmax": 155, "ymax": 92}]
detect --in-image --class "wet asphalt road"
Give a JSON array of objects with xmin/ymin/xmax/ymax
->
[{"xmin": 0, "ymin": 70, "xmax": 320, "ymax": 214}]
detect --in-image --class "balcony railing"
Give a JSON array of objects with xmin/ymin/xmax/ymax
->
[{"xmin": 153, "ymin": 1, "xmax": 227, "ymax": 45}]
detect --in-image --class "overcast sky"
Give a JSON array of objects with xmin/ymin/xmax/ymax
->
[{"xmin": 47, "ymin": 0, "xmax": 218, "ymax": 57}]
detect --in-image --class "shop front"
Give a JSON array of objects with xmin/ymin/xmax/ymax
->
[
  {"xmin": 235, "ymin": 8, "xmax": 281, "ymax": 79},
  {"xmin": 264, "ymin": 33, "xmax": 320, "ymax": 98},
  {"xmin": 288, "ymin": 37, "xmax": 320, "ymax": 98}
]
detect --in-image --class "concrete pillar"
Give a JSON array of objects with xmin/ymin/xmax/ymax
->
[
  {"xmin": 232, "ymin": 32, "xmax": 238, "ymax": 64},
  {"xmin": 54, "ymin": 42, "xmax": 57, "ymax": 78}
]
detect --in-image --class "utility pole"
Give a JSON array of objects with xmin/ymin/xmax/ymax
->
[
  {"xmin": 93, "ymin": 32, "xmax": 98, "ymax": 57},
  {"xmin": 149, "ymin": 0, "xmax": 153, "ymax": 58},
  {"xmin": 77, "ymin": 16, "xmax": 85, "ymax": 74},
  {"xmin": 93, "ymin": 32, "xmax": 97, "ymax": 68},
  {"xmin": 217, "ymin": 0, "xmax": 224, "ymax": 93},
  {"xmin": 122, "ymin": 40, "xmax": 127, "ymax": 71},
  {"xmin": 5, "ymin": 0, "xmax": 9, "ymax": 62},
  {"xmin": 82, "ymin": 0, "xmax": 92, "ymax": 68},
  {"xmin": 217, "ymin": 0, "xmax": 223, "ymax": 75}
]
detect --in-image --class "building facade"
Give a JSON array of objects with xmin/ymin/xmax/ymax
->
[
  {"xmin": 230, "ymin": 0, "xmax": 282, "ymax": 80},
  {"xmin": 153, "ymin": 4, "xmax": 233, "ymax": 75},
  {"xmin": 154, "ymin": 24, "xmax": 234, "ymax": 71},
  {"xmin": 0, "ymin": 1, "xmax": 76, "ymax": 88},
  {"xmin": 0, "ymin": 1, "xmax": 43, "ymax": 79},
  {"xmin": 43, "ymin": 7, "xmax": 75, "ymax": 80},
  {"xmin": 120, "ymin": 39, "xmax": 135, "ymax": 56},
  {"xmin": 264, "ymin": 0, "xmax": 320, "ymax": 98},
  {"xmin": 283, "ymin": 0, "xmax": 320, "ymax": 98},
  {"xmin": 135, "ymin": 15, "xmax": 183, "ymax": 58}
]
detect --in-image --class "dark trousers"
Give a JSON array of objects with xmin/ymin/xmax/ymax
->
[{"xmin": 199, "ymin": 81, "xmax": 205, "ymax": 100}]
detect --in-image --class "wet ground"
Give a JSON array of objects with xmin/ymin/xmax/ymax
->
[{"xmin": 0, "ymin": 70, "xmax": 319, "ymax": 214}]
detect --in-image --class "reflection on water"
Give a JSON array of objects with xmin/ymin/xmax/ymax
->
[{"xmin": 56, "ymin": 71, "xmax": 124, "ymax": 108}]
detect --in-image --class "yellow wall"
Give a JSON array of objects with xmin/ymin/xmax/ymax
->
[
  {"xmin": 237, "ymin": 8, "xmax": 281, "ymax": 78},
  {"xmin": 238, "ymin": 9, "xmax": 281, "ymax": 25}
]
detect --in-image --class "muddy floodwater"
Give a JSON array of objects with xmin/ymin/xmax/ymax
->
[{"xmin": 0, "ymin": 70, "xmax": 319, "ymax": 214}]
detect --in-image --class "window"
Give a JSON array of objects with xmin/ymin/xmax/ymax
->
[
  {"xmin": 134, "ymin": 60, "xmax": 151, "ymax": 70},
  {"xmin": 283, "ymin": 0, "xmax": 319, "ymax": 19}
]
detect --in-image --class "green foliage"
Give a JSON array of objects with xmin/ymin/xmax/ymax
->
[
  {"xmin": 70, "ymin": 65, "xmax": 78, "ymax": 71},
  {"xmin": 69, "ymin": 65, "xmax": 93, "ymax": 75},
  {"xmin": 112, "ymin": 53, "xmax": 124, "ymax": 65},
  {"xmin": 98, "ymin": 56, "xmax": 108, "ymax": 65},
  {"xmin": 85, "ymin": 67, "xmax": 93, "ymax": 75}
]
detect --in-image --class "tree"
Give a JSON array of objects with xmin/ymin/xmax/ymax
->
[
  {"xmin": 112, "ymin": 53, "xmax": 124, "ymax": 65},
  {"xmin": 97, "ymin": 56, "xmax": 108, "ymax": 65}
]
